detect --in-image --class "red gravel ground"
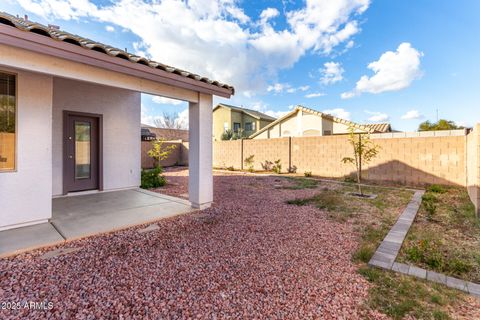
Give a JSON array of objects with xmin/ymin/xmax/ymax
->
[{"xmin": 1, "ymin": 168, "xmax": 398, "ymax": 319}]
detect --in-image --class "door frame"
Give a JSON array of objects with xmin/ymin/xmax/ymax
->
[{"xmin": 62, "ymin": 110, "xmax": 103, "ymax": 195}]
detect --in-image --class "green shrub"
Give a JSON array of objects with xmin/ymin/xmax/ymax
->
[
  {"xmin": 428, "ymin": 184, "xmax": 447, "ymax": 194},
  {"xmin": 353, "ymin": 245, "xmax": 375, "ymax": 263},
  {"xmin": 244, "ymin": 155, "xmax": 255, "ymax": 172},
  {"xmin": 141, "ymin": 166, "xmax": 166, "ymax": 189},
  {"xmin": 445, "ymin": 256, "xmax": 472, "ymax": 275},
  {"xmin": 304, "ymin": 171, "xmax": 312, "ymax": 177},
  {"xmin": 358, "ymin": 266, "xmax": 382, "ymax": 282},
  {"xmin": 422, "ymin": 193, "xmax": 438, "ymax": 221},
  {"xmin": 272, "ymin": 159, "xmax": 282, "ymax": 174},
  {"xmin": 261, "ymin": 160, "xmax": 273, "ymax": 171},
  {"xmin": 286, "ymin": 198, "xmax": 310, "ymax": 206}
]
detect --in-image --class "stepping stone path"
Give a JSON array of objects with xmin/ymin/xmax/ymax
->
[
  {"xmin": 369, "ymin": 190, "xmax": 480, "ymax": 298},
  {"xmin": 137, "ymin": 224, "xmax": 160, "ymax": 234},
  {"xmin": 40, "ymin": 247, "xmax": 82, "ymax": 260}
]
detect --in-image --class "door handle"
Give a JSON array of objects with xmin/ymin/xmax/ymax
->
[{"xmin": 69, "ymin": 155, "xmax": 73, "ymax": 159}]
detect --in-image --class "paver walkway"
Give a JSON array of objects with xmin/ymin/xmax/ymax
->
[{"xmin": 369, "ymin": 190, "xmax": 480, "ymax": 297}]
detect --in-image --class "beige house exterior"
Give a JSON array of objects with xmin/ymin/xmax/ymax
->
[
  {"xmin": 212, "ymin": 103, "xmax": 275, "ymax": 140},
  {"xmin": 250, "ymin": 106, "xmax": 392, "ymax": 139}
]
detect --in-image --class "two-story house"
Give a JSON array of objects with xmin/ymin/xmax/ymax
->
[{"xmin": 213, "ymin": 103, "xmax": 276, "ymax": 140}]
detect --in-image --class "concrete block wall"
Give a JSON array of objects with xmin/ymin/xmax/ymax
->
[
  {"xmin": 467, "ymin": 126, "xmax": 480, "ymax": 216},
  {"xmin": 368, "ymin": 136, "xmax": 466, "ymax": 186},
  {"xmin": 213, "ymin": 140, "xmax": 242, "ymax": 169},
  {"xmin": 243, "ymin": 138, "xmax": 290, "ymax": 171},
  {"xmin": 213, "ymin": 132, "xmax": 469, "ymax": 187}
]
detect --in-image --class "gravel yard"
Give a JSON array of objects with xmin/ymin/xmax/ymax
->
[{"xmin": 0, "ymin": 168, "xmax": 478, "ymax": 319}]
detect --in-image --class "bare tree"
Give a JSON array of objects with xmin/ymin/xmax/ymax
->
[{"xmin": 154, "ymin": 111, "xmax": 186, "ymax": 129}]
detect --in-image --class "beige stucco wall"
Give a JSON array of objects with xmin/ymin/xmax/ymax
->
[
  {"xmin": 213, "ymin": 107, "xmax": 231, "ymax": 140},
  {"xmin": 252, "ymin": 111, "xmax": 370, "ymax": 139},
  {"xmin": 52, "ymin": 78, "xmax": 141, "ymax": 196},
  {"xmin": 0, "ymin": 68, "xmax": 53, "ymax": 230}
]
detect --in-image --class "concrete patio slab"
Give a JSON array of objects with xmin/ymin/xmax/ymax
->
[
  {"xmin": 1, "ymin": 189, "xmax": 193, "ymax": 257},
  {"xmin": 52, "ymin": 189, "xmax": 193, "ymax": 240},
  {"xmin": 0, "ymin": 223, "xmax": 64, "ymax": 257}
]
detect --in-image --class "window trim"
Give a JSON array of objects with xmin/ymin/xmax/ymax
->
[{"xmin": 0, "ymin": 69, "xmax": 18, "ymax": 173}]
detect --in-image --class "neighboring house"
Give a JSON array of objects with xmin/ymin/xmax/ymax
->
[
  {"xmin": 250, "ymin": 105, "xmax": 392, "ymax": 139},
  {"xmin": 212, "ymin": 103, "xmax": 276, "ymax": 140},
  {"xmin": 0, "ymin": 12, "xmax": 233, "ymax": 231},
  {"xmin": 141, "ymin": 124, "xmax": 189, "ymax": 141}
]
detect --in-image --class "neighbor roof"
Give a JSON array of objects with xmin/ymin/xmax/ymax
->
[
  {"xmin": 0, "ymin": 12, "xmax": 234, "ymax": 97},
  {"xmin": 363, "ymin": 123, "xmax": 392, "ymax": 133},
  {"xmin": 249, "ymin": 105, "xmax": 391, "ymax": 138},
  {"xmin": 214, "ymin": 103, "xmax": 277, "ymax": 121}
]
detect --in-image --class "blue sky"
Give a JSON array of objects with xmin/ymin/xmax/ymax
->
[{"xmin": 2, "ymin": 0, "xmax": 479, "ymax": 131}]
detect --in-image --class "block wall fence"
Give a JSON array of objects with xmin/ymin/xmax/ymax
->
[{"xmin": 213, "ymin": 128, "xmax": 480, "ymax": 216}]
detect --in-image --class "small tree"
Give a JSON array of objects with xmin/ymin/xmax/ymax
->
[
  {"xmin": 341, "ymin": 126, "xmax": 380, "ymax": 195},
  {"xmin": 154, "ymin": 111, "xmax": 186, "ymax": 129},
  {"xmin": 244, "ymin": 155, "xmax": 255, "ymax": 172},
  {"xmin": 221, "ymin": 129, "xmax": 234, "ymax": 140},
  {"xmin": 147, "ymin": 139, "xmax": 177, "ymax": 168}
]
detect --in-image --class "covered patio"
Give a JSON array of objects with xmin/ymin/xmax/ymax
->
[
  {"xmin": 0, "ymin": 189, "xmax": 192, "ymax": 256},
  {"xmin": 0, "ymin": 12, "xmax": 234, "ymax": 255}
]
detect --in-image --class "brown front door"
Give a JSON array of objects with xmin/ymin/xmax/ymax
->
[{"xmin": 64, "ymin": 112, "xmax": 101, "ymax": 193}]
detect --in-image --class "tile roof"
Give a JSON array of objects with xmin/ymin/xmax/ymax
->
[
  {"xmin": 215, "ymin": 103, "xmax": 277, "ymax": 121},
  {"xmin": 363, "ymin": 123, "xmax": 392, "ymax": 133},
  {"xmin": 0, "ymin": 12, "xmax": 234, "ymax": 95}
]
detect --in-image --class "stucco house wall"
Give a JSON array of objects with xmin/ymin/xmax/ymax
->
[
  {"xmin": 213, "ymin": 107, "xmax": 231, "ymax": 140},
  {"xmin": 0, "ymin": 68, "xmax": 53, "ymax": 230},
  {"xmin": 52, "ymin": 78, "xmax": 141, "ymax": 196}
]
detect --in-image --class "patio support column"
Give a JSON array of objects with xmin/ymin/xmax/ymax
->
[{"xmin": 188, "ymin": 93, "xmax": 213, "ymax": 209}]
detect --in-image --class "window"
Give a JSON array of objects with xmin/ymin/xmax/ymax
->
[
  {"xmin": 245, "ymin": 122, "xmax": 253, "ymax": 131},
  {"xmin": 0, "ymin": 72, "xmax": 16, "ymax": 171},
  {"xmin": 323, "ymin": 130, "xmax": 332, "ymax": 136},
  {"xmin": 252, "ymin": 122, "xmax": 256, "ymax": 131},
  {"xmin": 223, "ymin": 122, "xmax": 228, "ymax": 132},
  {"xmin": 233, "ymin": 122, "xmax": 241, "ymax": 132}
]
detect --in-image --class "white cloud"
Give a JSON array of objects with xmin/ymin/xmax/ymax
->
[
  {"xmin": 268, "ymin": 83, "xmax": 309, "ymax": 94},
  {"xmin": 248, "ymin": 101, "xmax": 288, "ymax": 119},
  {"xmin": 365, "ymin": 110, "xmax": 389, "ymax": 122},
  {"xmin": 260, "ymin": 7, "xmax": 279, "ymax": 24},
  {"xmin": 401, "ymin": 109, "xmax": 423, "ymax": 120},
  {"xmin": 320, "ymin": 61, "xmax": 344, "ymax": 85},
  {"xmin": 16, "ymin": 0, "xmax": 370, "ymax": 94},
  {"xmin": 342, "ymin": 42, "xmax": 423, "ymax": 99},
  {"xmin": 323, "ymin": 108, "xmax": 351, "ymax": 120},
  {"xmin": 152, "ymin": 96, "xmax": 184, "ymax": 105},
  {"xmin": 105, "ymin": 25, "xmax": 115, "ymax": 32},
  {"xmin": 267, "ymin": 83, "xmax": 288, "ymax": 93},
  {"xmin": 305, "ymin": 92, "xmax": 326, "ymax": 98},
  {"xmin": 264, "ymin": 110, "xmax": 289, "ymax": 118}
]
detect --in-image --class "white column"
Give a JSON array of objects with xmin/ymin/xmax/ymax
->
[{"xmin": 188, "ymin": 93, "xmax": 213, "ymax": 209}]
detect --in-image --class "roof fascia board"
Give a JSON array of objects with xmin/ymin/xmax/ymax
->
[{"xmin": 0, "ymin": 25, "xmax": 232, "ymax": 98}]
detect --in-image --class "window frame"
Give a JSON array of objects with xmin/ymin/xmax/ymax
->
[
  {"xmin": 0, "ymin": 70, "xmax": 18, "ymax": 173},
  {"xmin": 233, "ymin": 122, "xmax": 241, "ymax": 133},
  {"xmin": 244, "ymin": 122, "xmax": 253, "ymax": 131}
]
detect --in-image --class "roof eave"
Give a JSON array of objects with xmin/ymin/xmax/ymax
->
[{"xmin": 0, "ymin": 25, "xmax": 234, "ymax": 98}]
